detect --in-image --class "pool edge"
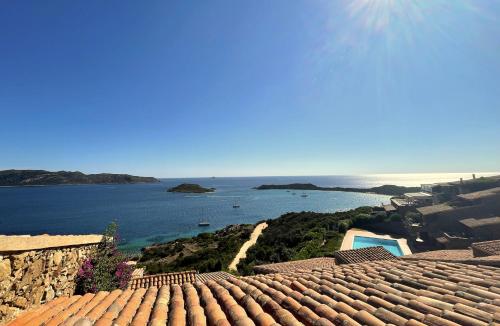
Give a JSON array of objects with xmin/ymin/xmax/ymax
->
[{"xmin": 341, "ymin": 228, "xmax": 412, "ymax": 256}]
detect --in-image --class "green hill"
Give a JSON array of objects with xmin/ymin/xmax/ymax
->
[
  {"xmin": 255, "ymin": 183, "xmax": 419, "ymax": 196},
  {"xmin": 0, "ymin": 169, "xmax": 159, "ymax": 186}
]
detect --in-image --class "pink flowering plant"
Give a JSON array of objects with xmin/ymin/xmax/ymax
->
[{"xmin": 76, "ymin": 222, "xmax": 132, "ymax": 294}]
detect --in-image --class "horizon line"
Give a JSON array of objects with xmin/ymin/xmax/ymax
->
[{"xmin": 158, "ymin": 171, "xmax": 500, "ymax": 179}]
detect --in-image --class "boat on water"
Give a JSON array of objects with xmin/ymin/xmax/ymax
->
[
  {"xmin": 232, "ymin": 204, "xmax": 240, "ymax": 208},
  {"xmin": 198, "ymin": 219, "xmax": 210, "ymax": 226},
  {"xmin": 301, "ymin": 193, "xmax": 308, "ymax": 197}
]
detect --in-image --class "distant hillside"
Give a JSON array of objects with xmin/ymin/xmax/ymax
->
[
  {"xmin": 167, "ymin": 183, "xmax": 215, "ymax": 193},
  {"xmin": 139, "ymin": 224, "xmax": 254, "ymax": 273},
  {"xmin": 255, "ymin": 183, "xmax": 420, "ymax": 196},
  {"xmin": 0, "ymin": 169, "xmax": 159, "ymax": 186}
]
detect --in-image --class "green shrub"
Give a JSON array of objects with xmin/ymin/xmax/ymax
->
[
  {"xmin": 389, "ymin": 213, "xmax": 402, "ymax": 221},
  {"xmin": 139, "ymin": 224, "xmax": 254, "ymax": 273},
  {"xmin": 76, "ymin": 222, "xmax": 132, "ymax": 294},
  {"xmin": 351, "ymin": 213, "xmax": 373, "ymax": 227}
]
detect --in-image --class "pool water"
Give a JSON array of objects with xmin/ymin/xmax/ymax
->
[{"xmin": 353, "ymin": 236, "xmax": 404, "ymax": 256}]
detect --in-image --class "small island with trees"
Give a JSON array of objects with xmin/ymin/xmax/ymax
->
[
  {"xmin": 254, "ymin": 183, "xmax": 419, "ymax": 196},
  {"xmin": 167, "ymin": 183, "xmax": 215, "ymax": 193}
]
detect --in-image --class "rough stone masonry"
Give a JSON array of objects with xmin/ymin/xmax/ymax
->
[{"xmin": 0, "ymin": 234, "xmax": 102, "ymax": 322}]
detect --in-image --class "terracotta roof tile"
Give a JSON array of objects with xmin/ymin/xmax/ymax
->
[
  {"xmin": 45, "ymin": 293, "xmax": 95, "ymax": 326},
  {"xmin": 472, "ymin": 239, "xmax": 500, "ymax": 257},
  {"xmin": 7, "ymin": 296, "xmax": 71, "ymax": 326},
  {"xmin": 253, "ymin": 257, "xmax": 336, "ymax": 274},
  {"xmin": 196, "ymin": 271, "xmax": 232, "ymax": 283},
  {"xmin": 334, "ymin": 246, "xmax": 397, "ymax": 264},
  {"xmin": 403, "ymin": 248, "xmax": 500, "ymax": 267},
  {"xmin": 8, "ymin": 259, "xmax": 500, "ymax": 325},
  {"xmin": 129, "ymin": 270, "xmax": 197, "ymax": 290}
]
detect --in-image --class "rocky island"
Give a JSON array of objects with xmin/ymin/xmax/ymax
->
[
  {"xmin": 255, "ymin": 183, "xmax": 420, "ymax": 196},
  {"xmin": 167, "ymin": 183, "xmax": 215, "ymax": 193},
  {"xmin": 0, "ymin": 169, "xmax": 159, "ymax": 186}
]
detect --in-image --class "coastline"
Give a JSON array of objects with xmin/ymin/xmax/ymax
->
[
  {"xmin": 118, "ymin": 193, "xmax": 391, "ymax": 253},
  {"xmin": 10, "ymin": 173, "xmax": 480, "ymax": 252},
  {"xmin": 0, "ymin": 182, "xmax": 158, "ymax": 188},
  {"xmin": 2, "ymin": 181, "xmax": 393, "ymax": 253}
]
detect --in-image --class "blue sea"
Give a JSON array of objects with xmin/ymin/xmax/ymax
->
[{"xmin": 0, "ymin": 173, "xmax": 495, "ymax": 251}]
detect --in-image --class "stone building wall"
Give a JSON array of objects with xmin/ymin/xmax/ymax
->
[{"xmin": 0, "ymin": 234, "xmax": 102, "ymax": 322}]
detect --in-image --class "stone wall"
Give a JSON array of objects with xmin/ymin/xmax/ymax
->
[{"xmin": 0, "ymin": 234, "xmax": 102, "ymax": 322}]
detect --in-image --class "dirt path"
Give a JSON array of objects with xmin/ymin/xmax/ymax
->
[{"xmin": 228, "ymin": 222, "xmax": 268, "ymax": 271}]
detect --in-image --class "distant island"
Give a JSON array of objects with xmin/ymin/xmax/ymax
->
[
  {"xmin": 167, "ymin": 183, "xmax": 215, "ymax": 193},
  {"xmin": 255, "ymin": 183, "xmax": 420, "ymax": 196},
  {"xmin": 0, "ymin": 169, "xmax": 159, "ymax": 186}
]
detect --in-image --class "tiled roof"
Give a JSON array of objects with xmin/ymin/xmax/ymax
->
[
  {"xmin": 196, "ymin": 271, "xmax": 232, "ymax": 283},
  {"xmin": 403, "ymin": 249, "xmax": 474, "ymax": 261},
  {"xmin": 460, "ymin": 217, "xmax": 500, "ymax": 229},
  {"xmin": 417, "ymin": 204, "xmax": 453, "ymax": 216},
  {"xmin": 334, "ymin": 246, "xmax": 397, "ymax": 264},
  {"xmin": 472, "ymin": 240, "xmax": 500, "ymax": 257},
  {"xmin": 253, "ymin": 257, "xmax": 336, "ymax": 274},
  {"xmin": 403, "ymin": 249, "xmax": 500, "ymax": 267},
  {"xmin": 9, "ymin": 259, "xmax": 500, "ymax": 326},
  {"xmin": 129, "ymin": 271, "xmax": 232, "ymax": 291},
  {"xmin": 129, "ymin": 270, "xmax": 197, "ymax": 290},
  {"xmin": 458, "ymin": 187, "xmax": 500, "ymax": 201}
]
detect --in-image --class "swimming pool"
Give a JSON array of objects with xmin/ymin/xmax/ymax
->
[{"xmin": 353, "ymin": 235, "xmax": 404, "ymax": 256}]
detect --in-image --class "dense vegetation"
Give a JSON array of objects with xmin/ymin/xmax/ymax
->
[
  {"xmin": 75, "ymin": 222, "xmax": 132, "ymax": 294},
  {"xmin": 255, "ymin": 183, "xmax": 420, "ymax": 196},
  {"xmin": 167, "ymin": 183, "xmax": 215, "ymax": 193},
  {"xmin": 236, "ymin": 207, "xmax": 383, "ymax": 275},
  {"xmin": 137, "ymin": 206, "xmax": 403, "ymax": 276},
  {"xmin": 139, "ymin": 224, "xmax": 254, "ymax": 274},
  {"xmin": 0, "ymin": 169, "xmax": 159, "ymax": 186}
]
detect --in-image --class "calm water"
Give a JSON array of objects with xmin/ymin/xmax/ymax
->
[
  {"xmin": 353, "ymin": 236, "xmax": 403, "ymax": 256},
  {"xmin": 0, "ymin": 173, "xmax": 495, "ymax": 251}
]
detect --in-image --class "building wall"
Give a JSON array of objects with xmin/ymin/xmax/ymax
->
[
  {"xmin": 424, "ymin": 202, "xmax": 500, "ymax": 236},
  {"xmin": 0, "ymin": 235, "xmax": 101, "ymax": 322}
]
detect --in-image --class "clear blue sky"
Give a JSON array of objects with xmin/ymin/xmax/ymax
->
[{"xmin": 1, "ymin": 1, "xmax": 499, "ymax": 177}]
